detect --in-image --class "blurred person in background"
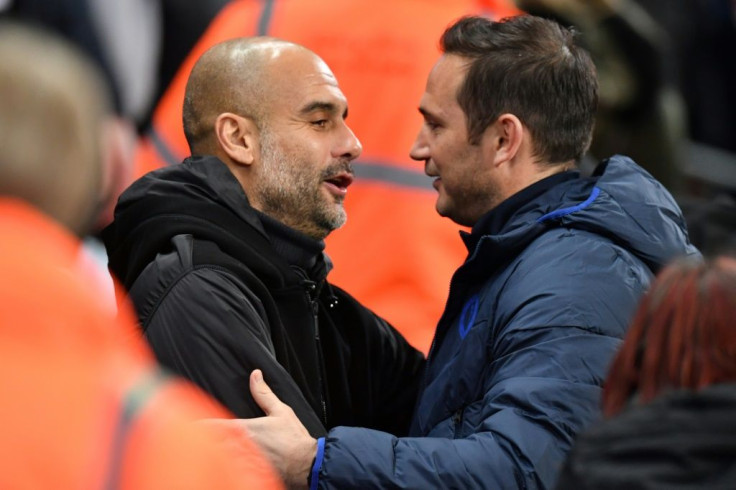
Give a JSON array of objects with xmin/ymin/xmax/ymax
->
[
  {"xmin": 0, "ymin": 22, "xmax": 282, "ymax": 490},
  {"xmin": 132, "ymin": 0, "xmax": 522, "ymax": 354},
  {"xmin": 556, "ymin": 254, "xmax": 736, "ymax": 489},
  {"xmin": 0, "ymin": 0, "xmax": 233, "ymax": 131},
  {"xmin": 0, "ymin": 0, "xmax": 161, "ymax": 307},
  {"xmin": 0, "ymin": 0, "xmax": 161, "ymax": 126}
]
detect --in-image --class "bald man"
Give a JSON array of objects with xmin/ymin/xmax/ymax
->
[{"xmin": 103, "ymin": 38, "xmax": 424, "ymax": 441}]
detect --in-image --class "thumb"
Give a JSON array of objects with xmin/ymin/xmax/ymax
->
[{"xmin": 249, "ymin": 369, "xmax": 285, "ymax": 416}]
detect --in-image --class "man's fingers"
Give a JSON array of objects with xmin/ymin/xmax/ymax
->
[{"xmin": 249, "ymin": 369, "xmax": 286, "ymax": 416}]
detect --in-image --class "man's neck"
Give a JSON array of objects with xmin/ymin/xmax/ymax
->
[
  {"xmin": 462, "ymin": 169, "xmax": 579, "ymax": 248},
  {"xmin": 501, "ymin": 160, "xmax": 575, "ymax": 204}
]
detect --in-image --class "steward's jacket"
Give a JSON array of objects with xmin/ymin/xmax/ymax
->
[
  {"xmin": 134, "ymin": 0, "xmax": 522, "ymax": 353},
  {"xmin": 0, "ymin": 198, "xmax": 282, "ymax": 490},
  {"xmin": 103, "ymin": 156, "xmax": 425, "ymax": 438},
  {"xmin": 313, "ymin": 156, "xmax": 700, "ymax": 489}
]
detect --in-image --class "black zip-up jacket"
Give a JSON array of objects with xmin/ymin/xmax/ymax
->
[{"xmin": 103, "ymin": 156, "xmax": 425, "ymax": 438}]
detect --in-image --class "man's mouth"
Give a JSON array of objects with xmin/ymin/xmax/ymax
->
[
  {"xmin": 323, "ymin": 173, "xmax": 354, "ymax": 197},
  {"xmin": 425, "ymin": 164, "xmax": 440, "ymax": 191}
]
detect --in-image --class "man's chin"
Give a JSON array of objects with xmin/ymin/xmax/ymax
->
[
  {"xmin": 436, "ymin": 204, "xmax": 469, "ymax": 226},
  {"xmin": 327, "ymin": 215, "xmax": 347, "ymax": 232},
  {"xmin": 436, "ymin": 200, "xmax": 451, "ymax": 219},
  {"xmin": 319, "ymin": 210, "xmax": 347, "ymax": 234}
]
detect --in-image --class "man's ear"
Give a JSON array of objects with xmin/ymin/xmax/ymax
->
[
  {"xmin": 214, "ymin": 112, "xmax": 258, "ymax": 166},
  {"xmin": 485, "ymin": 113, "xmax": 524, "ymax": 167},
  {"xmin": 94, "ymin": 116, "xmax": 137, "ymax": 231}
]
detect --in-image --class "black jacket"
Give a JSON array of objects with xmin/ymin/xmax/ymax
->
[
  {"xmin": 103, "ymin": 156, "xmax": 424, "ymax": 437},
  {"xmin": 556, "ymin": 384, "xmax": 736, "ymax": 489}
]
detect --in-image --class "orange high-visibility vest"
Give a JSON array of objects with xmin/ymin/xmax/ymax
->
[
  {"xmin": 0, "ymin": 198, "xmax": 283, "ymax": 490},
  {"xmin": 135, "ymin": 0, "xmax": 522, "ymax": 353}
]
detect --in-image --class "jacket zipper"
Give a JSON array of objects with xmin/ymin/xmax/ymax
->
[{"xmin": 305, "ymin": 281, "xmax": 328, "ymax": 426}]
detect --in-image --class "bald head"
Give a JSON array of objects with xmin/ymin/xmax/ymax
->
[
  {"xmin": 0, "ymin": 23, "xmax": 111, "ymax": 236},
  {"xmin": 183, "ymin": 37, "xmax": 314, "ymax": 154}
]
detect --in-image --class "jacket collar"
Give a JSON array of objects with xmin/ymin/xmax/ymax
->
[
  {"xmin": 256, "ymin": 210, "xmax": 330, "ymax": 282},
  {"xmin": 461, "ymin": 170, "xmax": 579, "ymax": 253}
]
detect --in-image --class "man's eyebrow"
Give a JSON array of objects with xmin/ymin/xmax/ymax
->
[
  {"xmin": 299, "ymin": 101, "xmax": 349, "ymax": 118},
  {"xmin": 418, "ymin": 107, "xmax": 437, "ymax": 119}
]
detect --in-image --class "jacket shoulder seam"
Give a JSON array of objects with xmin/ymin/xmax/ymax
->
[{"xmin": 142, "ymin": 265, "xmax": 246, "ymax": 331}]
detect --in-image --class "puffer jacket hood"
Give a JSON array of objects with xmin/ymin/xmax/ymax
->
[
  {"xmin": 467, "ymin": 155, "xmax": 697, "ymax": 276},
  {"xmin": 544, "ymin": 155, "xmax": 697, "ymax": 271}
]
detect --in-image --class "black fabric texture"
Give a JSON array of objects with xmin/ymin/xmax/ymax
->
[
  {"xmin": 556, "ymin": 384, "xmax": 736, "ymax": 490},
  {"xmin": 103, "ymin": 156, "xmax": 425, "ymax": 438}
]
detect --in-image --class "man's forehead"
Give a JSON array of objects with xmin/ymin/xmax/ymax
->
[
  {"xmin": 419, "ymin": 54, "xmax": 469, "ymax": 115},
  {"xmin": 262, "ymin": 45, "xmax": 334, "ymax": 80},
  {"xmin": 293, "ymin": 86, "xmax": 349, "ymax": 120},
  {"xmin": 299, "ymin": 65, "xmax": 341, "ymax": 91},
  {"xmin": 263, "ymin": 51, "xmax": 348, "ymax": 116},
  {"xmin": 427, "ymin": 54, "xmax": 469, "ymax": 89}
]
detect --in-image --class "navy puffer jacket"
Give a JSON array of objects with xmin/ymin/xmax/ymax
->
[{"xmin": 315, "ymin": 156, "xmax": 700, "ymax": 489}]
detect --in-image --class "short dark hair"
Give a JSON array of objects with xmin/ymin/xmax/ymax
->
[{"xmin": 441, "ymin": 15, "xmax": 598, "ymax": 164}]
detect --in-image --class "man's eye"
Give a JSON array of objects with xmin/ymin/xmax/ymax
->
[
  {"xmin": 425, "ymin": 120, "xmax": 440, "ymax": 131},
  {"xmin": 312, "ymin": 119, "xmax": 328, "ymax": 128}
]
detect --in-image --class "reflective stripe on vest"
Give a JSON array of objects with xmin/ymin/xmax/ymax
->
[{"xmin": 103, "ymin": 370, "xmax": 169, "ymax": 490}]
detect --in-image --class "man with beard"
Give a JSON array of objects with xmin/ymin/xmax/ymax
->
[{"xmin": 103, "ymin": 38, "xmax": 424, "ymax": 447}]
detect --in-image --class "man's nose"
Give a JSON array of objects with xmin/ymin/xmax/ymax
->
[
  {"xmin": 409, "ymin": 128, "xmax": 429, "ymax": 162},
  {"xmin": 335, "ymin": 122, "xmax": 362, "ymax": 161}
]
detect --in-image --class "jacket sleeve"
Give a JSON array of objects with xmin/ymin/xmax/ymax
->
[
  {"xmin": 317, "ymin": 332, "xmax": 618, "ymax": 489},
  {"xmin": 142, "ymin": 267, "xmax": 326, "ymax": 436}
]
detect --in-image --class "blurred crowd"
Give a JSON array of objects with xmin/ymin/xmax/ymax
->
[{"xmin": 2, "ymin": 1, "xmax": 734, "ymax": 322}]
